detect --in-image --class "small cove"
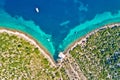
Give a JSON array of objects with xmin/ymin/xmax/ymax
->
[{"xmin": 0, "ymin": 0, "xmax": 120, "ymax": 60}]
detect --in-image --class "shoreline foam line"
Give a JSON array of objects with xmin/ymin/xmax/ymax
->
[{"xmin": 0, "ymin": 28, "xmax": 56, "ymax": 67}]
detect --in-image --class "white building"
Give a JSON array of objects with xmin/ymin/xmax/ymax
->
[{"xmin": 58, "ymin": 52, "xmax": 65, "ymax": 59}]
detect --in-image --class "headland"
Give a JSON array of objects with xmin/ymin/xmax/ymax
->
[
  {"xmin": 62, "ymin": 23, "xmax": 120, "ymax": 56},
  {"xmin": 58, "ymin": 23, "xmax": 120, "ymax": 80},
  {"xmin": 0, "ymin": 27, "xmax": 56, "ymax": 67}
]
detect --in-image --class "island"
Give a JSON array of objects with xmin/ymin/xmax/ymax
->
[{"xmin": 0, "ymin": 23, "xmax": 120, "ymax": 80}]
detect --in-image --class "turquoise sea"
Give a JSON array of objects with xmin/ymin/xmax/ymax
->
[{"xmin": 0, "ymin": 0, "xmax": 120, "ymax": 60}]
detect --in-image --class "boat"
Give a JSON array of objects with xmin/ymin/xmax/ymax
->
[{"xmin": 35, "ymin": 7, "xmax": 39, "ymax": 13}]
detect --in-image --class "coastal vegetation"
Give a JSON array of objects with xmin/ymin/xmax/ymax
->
[
  {"xmin": 0, "ymin": 24, "xmax": 119, "ymax": 80},
  {"xmin": 0, "ymin": 31, "xmax": 65, "ymax": 80},
  {"xmin": 69, "ymin": 25, "xmax": 120, "ymax": 80}
]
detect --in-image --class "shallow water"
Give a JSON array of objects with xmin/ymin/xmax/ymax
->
[{"xmin": 0, "ymin": 0, "xmax": 120, "ymax": 60}]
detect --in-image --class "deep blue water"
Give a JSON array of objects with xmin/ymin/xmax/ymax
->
[{"xmin": 0, "ymin": 0, "xmax": 120, "ymax": 60}]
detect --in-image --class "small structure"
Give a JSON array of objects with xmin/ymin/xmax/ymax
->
[{"xmin": 58, "ymin": 52, "xmax": 65, "ymax": 61}]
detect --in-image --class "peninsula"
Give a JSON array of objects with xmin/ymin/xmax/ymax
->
[
  {"xmin": 61, "ymin": 23, "xmax": 120, "ymax": 80},
  {"xmin": 0, "ymin": 28, "xmax": 68, "ymax": 80}
]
